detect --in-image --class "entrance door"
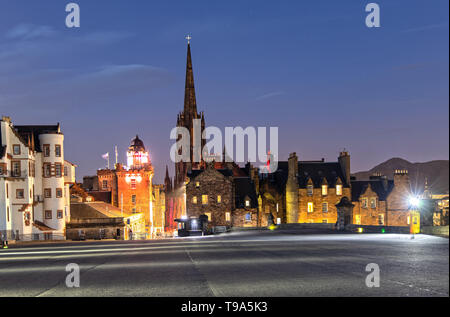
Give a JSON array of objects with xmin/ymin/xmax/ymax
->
[{"xmin": 410, "ymin": 211, "xmax": 420, "ymax": 234}]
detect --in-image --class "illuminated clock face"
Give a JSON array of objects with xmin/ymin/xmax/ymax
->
[{"xmin": 127, "ymin": 151, "xmax": 149, "ymax": 167}]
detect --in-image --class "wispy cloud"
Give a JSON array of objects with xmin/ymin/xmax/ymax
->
[
  {"xmin": 255, "ymin": 91, "xmax": 285, "ymax": 101},
  {"xmin": 5, "ymin": 23, "xmax": 57, "ymax": 40},
  {"xmin": 401, "ymin": 22, "xmax": 449, "ymax": 33}
]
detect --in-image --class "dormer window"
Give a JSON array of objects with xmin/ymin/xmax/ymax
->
[
  {"xmin": 13, "ymin": 144, "xmax": 20, "ymax": 155},
  {"xmin": 336, "ymin": 184, "xmax": 343, "ymax": 196},
  {"xmin": 195, "ymin": 182, "xmax": 200, "ymax": 188},
  {"xmin": 362, "ymin": 198, "xmax": 368, "ymax": 208},
  {"xmin": 307, "ymin": 184, "xmax": 313, "ymax": 196},
  {"xmin": 245, "ymin": 200, "xmax": 250, "ymax": 207},
  {"xmin": 370, "ymin": 198, "xmax": 377, "ymax": 209}
]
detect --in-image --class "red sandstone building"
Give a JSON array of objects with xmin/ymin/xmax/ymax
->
[{"xmin": 84, "ymin": 136, "xmax": 165, "ymax": 238}]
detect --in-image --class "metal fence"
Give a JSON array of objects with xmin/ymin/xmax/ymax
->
[{"xmin": 0, "ymin": 231, "xmax": 66, "ymax": 242}]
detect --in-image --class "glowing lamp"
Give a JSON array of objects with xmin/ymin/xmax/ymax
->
[
  {"xmin": 409, "ymin": 196, "xmax": 420, "ymax": 208},
  {"xmin": 358, "ymin": 228, "xmax": 363, "ymax": 233}
]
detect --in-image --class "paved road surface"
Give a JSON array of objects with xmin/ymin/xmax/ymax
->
[{"xmin": 0, "ymin": 230, "xmax": 448, "ymax": 297}]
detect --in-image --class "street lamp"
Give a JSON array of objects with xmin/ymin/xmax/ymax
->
[{"xmin": 408, "ymin": 196, "xmax": 421, "ymax": 234}]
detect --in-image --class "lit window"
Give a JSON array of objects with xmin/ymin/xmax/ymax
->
[
  {"xmin": 245, "ymin": 213, "xmax": 252, "ymax": 221},
  {"xmin": 13, "ymin": 145, "xmax": 20, "ymax": 155},
  {"xmin": 205, "ymin": 212, "xmax": 212, "ymax": 222},
  {"xmin": 55, "ymin": 145, "xmax": 61, "ymax": 157},
  {"xmin": 307, "ymin": 184, "xmax": 313, "ymax": 196},
  {"xmin": 322, "ymin": 185, "xmax": 328, "ymax": 196},
  {"xmin": 245, "ymin": 200, "xmax": 250, "ymax": 207},
  {"xmin": 336, "ymin": 185, "xmax": 343, "ymax": 196},
  {"xmin": 195, "ymin": 182, "xmax": 200, "ymax": 188},
  {"xmin": 362, "ymin": 198, "xmax": 368, "ymax": 208},
  {"xmin": 322, "ymin": 202, "xmax": 328, "ymax": 212},
  {"xmin": 225, "ymin": 212, "xmax": 231, "ymax": 222},
  {"xmin": 307, "ymin": 202, "xmax": 314, "ymax": 213},
  {"xmin": 355, "ymin": 215, "xmax": 361, "ymax": 225},
  {"xmin": 192, "ymin": 196, "xmax": 197, "ymax": 204},
  {"xmin": 407, "ymin": 216, "xmax": 411, "ymax": 225},
  {"xmin": 370, "ymin": 198, "xmax": 377, "ymax": 209},
  {"xmin": 202, "ymin": 195, "xmax": 208, "ymax": 205},
  {"xmin": 217, "ymin": 195, "xmax": 222, "ymax": 203}
]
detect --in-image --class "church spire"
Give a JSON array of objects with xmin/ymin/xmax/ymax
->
[{"xmin": 184, "ymin": 36, "xmax": 197, "ymax": 118}]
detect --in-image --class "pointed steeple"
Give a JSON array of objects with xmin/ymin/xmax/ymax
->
[{"xmin": 184, "ymin": 41, "xmax": 197, "ymax": 119}]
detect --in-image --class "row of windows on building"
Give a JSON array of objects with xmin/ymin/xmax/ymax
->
[
  {"xmin": 201, "ymin": 211, "xmax": 252, "ymax": 222},
  {"xmin": 191, "ymin": 195, "xmax": 251, "ymax": 207},
  {"xmin": 11, "ymin": 144, "xmax": 62, "ymax": 158},
  {"xmin": 45, "ymin": 210, "xmax": 64, "ymax": 220},
  {"xmin": 3, "ymin": 184, "xmax": 65, "ymax": 200},
  {"xmin": 2, "ymin": 161, "xmax": 65, "ymax": 178},
  {"xmin": 361, "ymin": 197, "xmax": 378, "ymax": 209},
  {"xmin": 307, "ymin": 184, "xmax": 343, "ymax": 196}
]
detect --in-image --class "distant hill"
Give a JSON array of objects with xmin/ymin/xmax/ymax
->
[{"xmin": 353, "ymin": 158, "xmax": 449, "ymax": 194}]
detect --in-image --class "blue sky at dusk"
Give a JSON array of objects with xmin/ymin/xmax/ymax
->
[{"xmin": 0, "ymin": 0, "xmax": 448, "ymax": 183}]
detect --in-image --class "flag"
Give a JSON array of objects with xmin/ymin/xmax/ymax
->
[{"xmin": 102, "ymin": 153, "xmax": 109, "ymax": 160}]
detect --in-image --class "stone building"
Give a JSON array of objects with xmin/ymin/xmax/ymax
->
[
  {"xmin": 350, "ymin": 170, "xmax": 416, "ymax": 227},
  {"xmin": 0, "ymin": 116, "xmax": 74, "ymax": 241},
  {"xmin": 68, "ymin": 202, "xmax": 145, "ymax": 240},
  {"xmin": 83, "ymin": 136, "xmax": 165, "ymax": 238},
  {"xmin": 185, "ymin": 162, "xmax": 258, "ymax": 230},
  {"xmin": 259, "ymin": 152, "xmax": 351, "ymax": 225}
]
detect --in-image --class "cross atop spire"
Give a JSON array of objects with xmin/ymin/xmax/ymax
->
[
  {"xmin": 183, "ymin": 35, "xmax": 197, "ymax": 118},
  {"xmin": 185, "ymin": 34, "xmax": 192, "ymax": 44}
]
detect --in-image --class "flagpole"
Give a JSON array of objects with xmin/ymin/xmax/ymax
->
[{"xmin": 115, "ymin": 146, "xmax": 118, "ymax": 167}]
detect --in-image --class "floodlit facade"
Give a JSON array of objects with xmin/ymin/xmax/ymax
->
[{"xmin": 0, "ymin": 116, "xmax": 73, "ymax": 241}]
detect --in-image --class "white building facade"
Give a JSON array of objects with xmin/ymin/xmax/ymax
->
[{"xmin": 0, "ymin": 116, "xmax": 74, "ymax": 241}]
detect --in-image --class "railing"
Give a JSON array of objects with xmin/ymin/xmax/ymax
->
[{"xmin": 9, "ymin": 233, "xmax": 66, "ymax": 242}]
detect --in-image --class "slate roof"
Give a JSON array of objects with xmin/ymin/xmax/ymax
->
[
  {"xmin": 13, "ymin": 125, "xmax": 60, "ymax": 152},
  {"xmin": 234, "ymin": 177, "xmax": 258, "ymax": 209},
  {"xmin": 262, "ymin": 161, "xmax": 350, "ymax": 191},
  {"xmin": 350, "ymin": 179, "xmax": 394, "ymax": 202},
  {"xmin": 187, "ymin": 168, "xmax": 233, "ymax": 179}
]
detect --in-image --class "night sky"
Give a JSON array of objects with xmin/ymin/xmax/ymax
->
[{"xmin": 0, "ymin": 0, "xmax": 448, "ymax": 183}]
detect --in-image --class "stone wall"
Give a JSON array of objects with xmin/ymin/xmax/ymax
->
[
  {"xmin": 186, "ymin": 168, "xmax": 233, "ymax": 227},
  {"xmin": 298, "ymin": 186, "xmax": 351, "ymax": 224}
]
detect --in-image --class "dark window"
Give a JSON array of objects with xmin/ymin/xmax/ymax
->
[
  {"xmin": 44, "ymin": 164, "xmax": 51, "ymax": 177},
  {"xmin": 12, "ymin": 161, "xmax": 20, "ymax": 177},
  {"xmin": 56, "ymin": 188, "xmax": 63, "ymax": 198},
  {"xmin": 55, "ymin": 164, "xmax": 62, "ymax": 178},
  {"xmin": 44, "ymin": 188, "xmax": 52, "ymax": 198},
  {"xmin": 57, "ymin": 210, "xmax": 63, "ymax": 219},
  {"xmin": 43, "ymin": 145, "xmax": 50, "ymax": 157},
  {"xmin": 13, "ymin": 144, "xmax": 21, "ymax": 155},
  {"xmin": 55, "ymin": 145, "xmax": 61, "ymax": 157},
  {"xmin": 307, "ymin": 184, "xmax": 313, "ymax": 196},
  {"xmin": 102, "ymin": 180, "xmax": 108, "ymax": 190},
  {"xmin": 16, "ymin": 189, "xmax": 24, "ymax": 199},
  {"xmin": 45, "ymin": 210, "xmax": 52, "ymax": 219}
]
